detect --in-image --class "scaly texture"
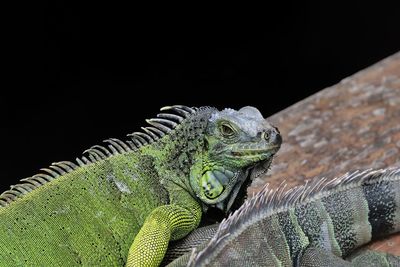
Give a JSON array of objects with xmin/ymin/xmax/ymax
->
[
  {"xmin": 167, "ymin": 167, "xmax": 400, "ymax": 266},
  {"xmin": 0, "ymin": 105, "xmax": 281, "ymax": 266}
]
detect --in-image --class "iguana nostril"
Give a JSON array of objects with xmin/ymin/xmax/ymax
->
[{"xmin": 262, "ymin": 128, "xmax": 282, "ymax": 146}]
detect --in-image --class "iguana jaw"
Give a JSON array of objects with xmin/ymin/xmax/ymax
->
[
  {"xmin": 212, "ymin": 156, "xmax": 275, "ymax": 213},
  {"xmin": 192, "ymin": 144, "xmax": 280, "ymax": 213}
]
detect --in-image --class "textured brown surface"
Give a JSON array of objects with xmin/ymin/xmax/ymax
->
[{"xmin": 250, "ymin": 52, "xmax": 400, "ymax": 255}]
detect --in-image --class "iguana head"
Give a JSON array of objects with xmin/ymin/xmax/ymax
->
[{"xmin": 190, "ymin": 106, "xmax": 281, "ymax": 213}]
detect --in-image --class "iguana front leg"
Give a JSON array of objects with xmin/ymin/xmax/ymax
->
[{"xmin": 126, "ymin": 198, "xmax": 202, "ymax": 267}]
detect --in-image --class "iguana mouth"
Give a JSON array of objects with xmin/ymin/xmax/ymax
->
[{"xmin": 230, "ymin": 146, "xmax": 280, "ymax": 157}]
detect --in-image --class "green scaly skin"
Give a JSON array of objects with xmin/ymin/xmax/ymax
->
[
  {"xmin": 0, "ymin": 105, "xmax": 281, "ymax": 266},
  {"xmin": 166, "ymin": 168, "xmax": 400, "ymax": 267}
]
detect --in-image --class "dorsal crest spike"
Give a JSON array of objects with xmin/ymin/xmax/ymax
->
[
  {"xmin": 141, "ymin": 127, "xmax": 159, "ymax": 140},
  {"xmin": 129, "ymin": 138, "xmax": 142, "ymax": 148},
  {"xmin": 0, "ymin": 105, "xmax": 202, "ymax": 207},
  {"xmin": 178, "ymin": 105, "xmax": 197, "ymax": 113},
  {"xmin": 1, "ymin": 193, "xmax": 17, "ymax": 202},
  {"xmin": 49, "ymin": 165, "xmax": 67, "ymax": 175},
  {"xmin": 20, "ymin": 179, "xmax": 41, "ymax": 187},
  {"xmin": 104, "ymin": 139, "xmax": 126, "ymax": 153},
  {"xmin": 157, "ymin": 113, "xmax": 184, "ymax": 122},
  {"xmin": 21, "ymin": 183, "xmax": 37, "ymax": 190},
  {"xmin": 146, "ymin": 119, "xmax": 172, "ymax": 133},
  {"xmin": 160, "ymin": 105, "xmax": 196, "ymax": 114},
  {"xmin": 88, "ymin": 152, "xmax": 101, "ymax": 161},
  {"xmin": 132, "ymin": 132, "xmax": 153, "ymax": 143},
  {"xmin": 110, "ymin": 138, "xmax": 131, "ymax": 151},
  {"xmin": 106, "ymin": 145, "xmax": 118, "ymax": 155},
  {"xmin": 145, "ymin": 126, "xmax": 165, "ymax": 137},
  {"xmin": 40, "ymin": 168, "xmax": 60, "ymax": 178},
  {"xmin": 9, "ymin": 185, "xmax": 29, "ymax": 194},
  {"xmin": 160, "ymin": 106, "xmax": 191, "ymax": 117},
  {"xmin": 30, "ymin": 176, "xmax": 47, "ymax": 184},
  {"xmin": 84, "ymin": 148, "xmax": 106, "ymax": 159},
  {"xmin": 33, "ymin": 173, "xmax": 54, "ymax": 181},
  {"xmin": 76, "ymin": 157, "xmax": 85, "ymax": 166},
  {"xmin": 5, "ymin": 190, "xmax": 22, "ymax": 197},
  {"xmin": 52, "ymin": 162, "xmax": 74, "ymax": 172},
  {"xmin": 127, "ymin": 133, "xmax": 147, "ymax": 145},
  {"xmin": 81, "ymin": 156, "xmax": 92, "ymax": 164},
  {"xmin": 148, "ymin": 118, "xmax": 177, "ymax": 128},
  {"xmin": 126, "ymin": 141, "xmax": 138, "ymax": 150},
  {"xmin": 91, "ymin": 145, "xmax": 112, "ymax": 157},
  {"xmin": 60, "ymin": 161, "xmax": 78, "ymax": 169}
]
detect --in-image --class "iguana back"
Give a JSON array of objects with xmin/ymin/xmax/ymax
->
[{"xmin": 0, "ymin": 153, "xmax": 167, "ymax": 265}]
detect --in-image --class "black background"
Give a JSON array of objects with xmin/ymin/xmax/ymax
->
[{"xmin": 1, "ymin": 2, "xmax": 399, "ymax": 191}]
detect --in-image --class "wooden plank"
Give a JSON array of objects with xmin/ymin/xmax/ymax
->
[{"xmin": 250, "ymin": 52, "xmax": 400, "ymax": 255}]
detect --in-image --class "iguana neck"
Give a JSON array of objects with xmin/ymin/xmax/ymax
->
[{"xmin": 141, "ymin": 108, "xmax": 214, "ymax": 198}]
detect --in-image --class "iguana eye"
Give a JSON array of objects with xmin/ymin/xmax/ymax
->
[{"xmin": 219, "ymin": 123, "xmax": 236, "ymax": 138}]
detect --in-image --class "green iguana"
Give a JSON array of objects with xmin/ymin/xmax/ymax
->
[
  {"xmin": 0, "ymin": 105, "xmax": 281, "ymax": 266},
  {"xmin": 165, "ymin": 168, "xmax": 400, "ymax": 266}
]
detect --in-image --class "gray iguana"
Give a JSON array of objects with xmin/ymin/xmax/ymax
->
[
  {"xmin": 166, "ymin": 168, "xmax": 400, "ymax": 266},
  {"xmin": 0, "ymin": 105, "xmax": 281, "ymax": 266}
]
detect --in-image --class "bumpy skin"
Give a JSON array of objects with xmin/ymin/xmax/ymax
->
[
  {"xmin": 0, "ymin": 106, "xmax": 281, "ymax": 267},
  {"xmin": 162, "ymin": 225, "xmax": 218, "ymax": 266},
  {"xmin": 167, "ymin": 168, "xmax": 400, "ymax": 267}
]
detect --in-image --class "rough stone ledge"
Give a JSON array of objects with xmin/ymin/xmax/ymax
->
[{"xmin": 252, "ymin": 51, "xmax": 400, "ymax": 255}]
